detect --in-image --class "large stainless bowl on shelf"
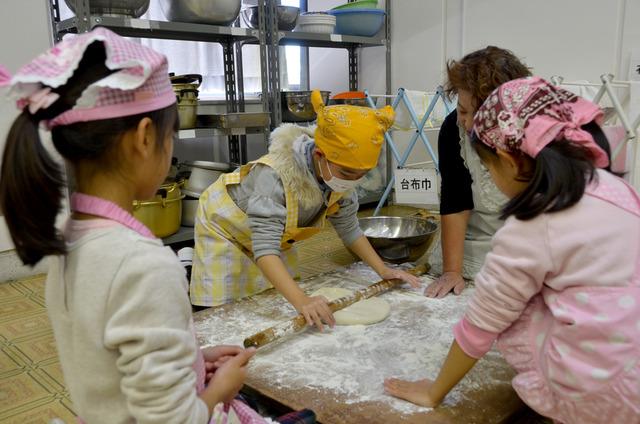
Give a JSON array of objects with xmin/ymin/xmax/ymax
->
[
  {"xmin": 180, "ymin": 161, "xmax": 231, "ymax": 195},
  {"xmin": 159, "ymin": 0, "xmax": 241, "ymax": 26},
  {"xmin": 64, "ymin": 0, "xmax": 150, "ymax": 17},
  {"xmin": 241, "ymin": 5, "xmax": 299, "ymax": 31},
  {"xmin": 359, "ymin": 216, "xmax": 438, "ymax": 263},
  {"xmin": 281, "ymin": 90, "xmax": 330, "ymax": 122}
]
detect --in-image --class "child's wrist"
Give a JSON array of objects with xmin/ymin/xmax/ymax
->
[
  {"xmin": 290, "ymin": 293, "xmax": 308, "ymax": 311},
  {"xmin": 200, "ymin": 384, "xmax": 225, "ymax": 412}
]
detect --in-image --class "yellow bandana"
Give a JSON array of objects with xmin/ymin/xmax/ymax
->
[{"xmin": 311, "ymin": 90, "xmax": 394, "ymax": 170}]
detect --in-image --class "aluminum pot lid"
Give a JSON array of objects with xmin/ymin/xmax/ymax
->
[
  {"xmin": 182, "ymin": 161, "xmax": 231, "ymax": 172},
  {"xmin": 170, "ymin": 74, "xmax": 202, "ymax": 87}
]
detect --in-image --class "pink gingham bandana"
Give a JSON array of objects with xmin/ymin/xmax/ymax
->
[
  {"xmin": 473, "ymin": 76, "xmax": 609, "ymax": 168},
  {"xmin": 0, "ymin": 65, "xmax": 11, "ymax": 86},
  {"xmin": 5, "ymin": 27, "xmax": 175, "ymax": 129}
]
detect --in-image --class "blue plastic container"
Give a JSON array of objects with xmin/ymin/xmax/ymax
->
[{"xmin": 328, "ymin": 8, "xmax": 385, "ymax": 37}]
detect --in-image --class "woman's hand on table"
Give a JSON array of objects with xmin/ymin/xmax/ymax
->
[
  {"xmin": 202, "ymin": 345, "xmax": 244, "ymax": 383},
  {"xmin": 204, "ymin": 348, "xmax": 256, "ymax": 404},
  {"xmin": 294, "ymin": 295, "xmax": 336, "ymax": 331},
  {"xmin": 378, "ymin": 267, "xmax": 422, "ymax": 288},
  {"xmin": 383, "ymin": 377, "xmax": 442, "ymax": 408},
  {"xmin": 424, "ymin": 271, "xmax": 466, "ymax": 298}
]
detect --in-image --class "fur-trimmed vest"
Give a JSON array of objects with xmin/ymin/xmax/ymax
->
[{"xmin": 266, "ymin": 123, "xmax": 324, "ymax": 210}]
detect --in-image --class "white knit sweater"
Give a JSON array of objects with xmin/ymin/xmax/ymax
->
[{"xmin": 45, "ymin": 224, "xmax": 209, "ymax": 423}]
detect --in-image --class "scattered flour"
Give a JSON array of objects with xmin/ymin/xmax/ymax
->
[{"xmin": 195, "ymin": 262, "xmax": 512, "ymax": 417}]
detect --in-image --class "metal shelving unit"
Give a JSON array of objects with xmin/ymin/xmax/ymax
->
[
  {"xmin": 258, "ymin": 0, "xmax": 392, "ymax": 208},
  {"xmin": 162, "ymin": 226, "xmax": 195, "ymax": 245},
  {"xmin": 55, "ymin": 15, "xmax": 260, "ymax": 42},
  {"xmin": 258, "ymin": 0, "xmax": 391, "ymax": 129},
  {"xmin": 278, "ymin": 31, "xmax": 385, "ymax": 48},
  {"xmin": 48, "ymin": 0, "xmax": 392, "ymax": 244},
  {"xmin": 48, "ymin": 0, "xmax": 391, "ymax": 151},
  {"xmin": 178, "ymin": 127, "xmax": 265, "ymax": 140},
  {"xmin": 48, "ymin": 0, "xmax": 267, "ymax": 167}
]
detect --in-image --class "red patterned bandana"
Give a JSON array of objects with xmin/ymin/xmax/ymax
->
[{"xmin": 473, "ymin": 76, "xmax": 609, "ymax": 168}]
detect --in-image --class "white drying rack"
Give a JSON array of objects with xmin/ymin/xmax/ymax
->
[
  {"xmin": 365, "ymin": 87, "xmax": 454, "ymax": 215},
  {"xmin": 551, "ymin": 74, "xmax": 640, "ymax": 188}
]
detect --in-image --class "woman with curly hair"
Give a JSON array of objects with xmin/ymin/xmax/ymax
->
[{"xmin": 425, "ymin": 46, "xmax": 532, "ymax": 298}]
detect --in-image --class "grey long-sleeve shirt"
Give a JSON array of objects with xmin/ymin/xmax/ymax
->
[{"xmin": 227, "ymin": 138, "xmax": 363, "ymax": 259}]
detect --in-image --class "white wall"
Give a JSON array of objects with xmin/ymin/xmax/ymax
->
[
  {"xmin": 391, "ymin": 0, "xmax": 638, "ymax": 91},
  {"xmin": 308, "ymin": 0, "xmax": 349, "ymax": 93},
  {"xmin": 383, "ymin": 0, "xmax": 640, "ymax": 166},
  {"xmin": 0, "ymin": 0, "xmax": 52, "ymax": 279}
]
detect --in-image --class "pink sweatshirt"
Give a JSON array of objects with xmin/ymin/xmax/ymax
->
[
  {"xmin": 455, "ymin": 169, "xmax": 639, "ymax": 355},
  {"xmin": 453, "ymin": 169, "xmax": 640, "ymax": 423}
]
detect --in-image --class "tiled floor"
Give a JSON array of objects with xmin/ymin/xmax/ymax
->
[
  {"xmin": 0, "ymin": 206, "xmax": 548, "ymax": 423},
  {"xmin": 0, "ymin": 275, "xmax": 77, "ymax": 423}
]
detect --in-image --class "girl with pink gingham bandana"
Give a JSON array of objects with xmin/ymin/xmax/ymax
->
[
  {"xmin": 0, "ymin": 28, "xmax": 314, "ymax": 424},
  {"xmin": 385, "ymin": 77, "xmax": 640, "ymax": 424}
]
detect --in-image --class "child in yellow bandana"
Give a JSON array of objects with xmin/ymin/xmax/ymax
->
[{"xmin": 191, "ymin": 91, "xmax": 421, "ymax": 329}]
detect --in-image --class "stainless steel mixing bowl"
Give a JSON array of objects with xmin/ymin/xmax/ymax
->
[
  {"xmin": 359, "ymin": 216, "xmax": 438, "ymax": 263},
  {"xmin": 281, "ymin": 90, "xmax": 330, "ymax": 122},
  {"xmin": 241, "ymin": 5, "xmax": 300, "ymax": 31},
  {"xmin": 159, "ymin": 0, "xmax": 241, "ymax": 26},
  {"xmin": 65, "ymin": 0, "xmax": 150, "ymax": 17}
]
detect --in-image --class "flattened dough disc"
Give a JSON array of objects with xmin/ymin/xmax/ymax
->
[{"xmin": 311, "ymin": 287, "xmax": 391, "ymax": 325}]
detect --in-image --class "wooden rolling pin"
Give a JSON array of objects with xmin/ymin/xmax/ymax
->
[{"xmin": 243, "ymin": 263, "xmax": 430, "ymax": 349}]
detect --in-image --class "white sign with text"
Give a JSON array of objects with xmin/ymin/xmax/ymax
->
[{"xmin": 393, "ymin": 168, "xmax": 439, "ymax": 205}]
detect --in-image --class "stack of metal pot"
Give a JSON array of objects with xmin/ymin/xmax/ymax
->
[
  {"xmin": 170, "ymin": 74, "xmax": 201, "ymax": 129},
  {"xmin": 180, "ymin": 161, "xmax": 231, "ymax": 227}
]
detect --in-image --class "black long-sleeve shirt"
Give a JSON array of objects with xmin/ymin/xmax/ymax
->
[{"xmin": 438, "ymin": 110, "xmax": 474, "ymax": 215}]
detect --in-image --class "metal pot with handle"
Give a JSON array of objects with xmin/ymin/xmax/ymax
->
[
  {"xmin": 170, "ymin": 74, "xmax": 202, "ymax": 129},
  {"xmin": 133, "ymin": 181, "xmax": 185, "ymax": 237}
]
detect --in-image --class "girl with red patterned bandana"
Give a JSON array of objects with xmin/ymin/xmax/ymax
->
[{"xmin": 385, "ymin": 77, "xmax": 640, "ymax": 424}]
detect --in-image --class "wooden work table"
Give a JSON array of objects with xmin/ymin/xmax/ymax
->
[{"xmin": 194, "ymin": 264, "xmax": 524, "ymax": 424}]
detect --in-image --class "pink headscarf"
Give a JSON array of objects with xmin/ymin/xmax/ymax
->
[
  {"xmin": 1, "ymin": 28, "xmax": 175, "ymax": 129},
  {"xmin": 473, "ymin": 76, "xmax": 609, "ymax": 168}
]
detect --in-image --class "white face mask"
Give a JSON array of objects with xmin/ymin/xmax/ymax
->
[{"xmin": 320, "ymin": 158, "xmax": 364, "ymax": 192}]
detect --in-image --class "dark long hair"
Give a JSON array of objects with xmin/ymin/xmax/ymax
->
[
  {"xmin": 471, "ymin": 122, "xmax": 612, "ymax": 221},
  {"xmin": 0, "ymin": 41, "xmax": 178, "ymax": 266}
]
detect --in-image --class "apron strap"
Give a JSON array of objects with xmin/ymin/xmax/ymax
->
[
  {"xmin": 221, "ymin": 155, "xmax": 344, "ymax": 234},
  {"xmin": 221, "ymin": 155, "xmax": 300, "ymax": 232},
  {"xmin": 585, "ymin": 175, "xmax": 640, "ymax": 218},
  {"xmin": 586, "ymin": 174, "xmax": 640, "ymax": 287}
]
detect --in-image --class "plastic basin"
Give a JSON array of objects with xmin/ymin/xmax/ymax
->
[
  {"xmin": 328, "ymin": 9, "xmax": 385, "ymax": 37},
  {"xmin": 331, "ymin": 0, "xmax": 378, "ymax": 11}
]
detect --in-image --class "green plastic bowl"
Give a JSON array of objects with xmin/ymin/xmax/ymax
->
[{"xmin": 332, "ymin": 0, "xmax": 378, "ymax": 11}]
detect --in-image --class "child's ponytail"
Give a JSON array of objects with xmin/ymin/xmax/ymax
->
[
  {"xmin": 0, "ymin": 40, "xmax": 178, "ymax": 266},
  {"xmin": 0, "ymin": 41, "xmax": 113, "ymax": 265},
  {"xmin": 1, "ymin": 111, "xmax": 66, "ymax": 265}
]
